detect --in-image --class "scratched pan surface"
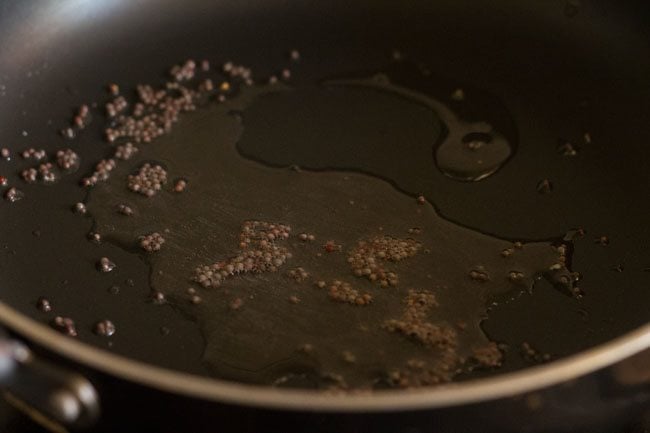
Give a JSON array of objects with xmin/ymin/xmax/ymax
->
[{"xmin": 0, "ymin": 0, "xmax": 648, "ymax": 388}]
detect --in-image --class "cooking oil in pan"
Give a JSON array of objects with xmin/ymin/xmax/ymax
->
[
  {"xmin": 236, "ymin": 64, "xmax": 516, "ymax": 187},
  {"xmin": 86, "ymin": 76, "xmax": 576, "ymax": 389},
  {"xmin": 326, "ymin": 74, "xmax": 513, "ymax": 182}
]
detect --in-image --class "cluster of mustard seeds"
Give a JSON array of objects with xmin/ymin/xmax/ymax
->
[
  {"xmin": 348, "ymin": 236, "xmax": 420, "ymax": 287},
  {"xmin": 471, "ymin": 342, "xmax": 503, "ymax": 367},
  {"xmin": 287, "ymin": 267, "xmax": 309, "ymax": 283},
  {"xmin": 381, "ymin": 290, "xmax": 465, "ymax": 387},
  {"xmin": 468, "ymin": 266, "xmax": 490, "ymax": 282},
  {"xmin": 103, "ymin": 61, "xmax": 216, "ymax": 144},
  {"xmin": 105, "ymin": 95, "xmax": 128, "ymax": 118},
  {"xmin": 385, "ymin": 355, "xmax": 458, "ymax": 388},
  {"xmin": 384, "ymin": 290, "xmax": 457, "ymax": 349},
  {"xmin": 139, "ymin": 232, "xmax": 165, "ymax": 252},
  {"xmin": 21, "ymin": 148, "xmax": 47, "ymax": 161},
  {"xmin": 56, "ymin": 149, "xmax": 80, "ymax": 171},
  {"xmin": 324, "ymin": 280, "xmax": 372, "ymax": 306},
  {"xmin": 21, "ymin": 162, "xmax": 57, "ymax": 184},
  {"xmin": 170, "ymin": 59, "xmax": 200, "ymax": 82},
  {"xmin": 114, "ymin": 142, "xmax": 139, "ymax": 160},
  {"xmin": 71, "ymin": 104, "xmax": 91, "ymax": 130},
  {"xmin": 194, "ymin": 221, "xmax": 292, "ymax": 288},
  {"xmin": 20, "ymin": 168, "xmax": 37, "ymax": 183},
  {"xmin": 222, "ymin": 61, "xmax": 253, "ymax": 85},
  {"xmin": 81, "ymin": 158, "xmax": 117, "ymax": 187},
  {"xmin": 127, "ymin": 163, "xmax": 168, "ymax": 197}
]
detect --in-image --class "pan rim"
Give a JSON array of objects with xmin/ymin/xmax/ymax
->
[{"xmin": 1, "ymin": 300, "xmax": 648, "ymax": 412}]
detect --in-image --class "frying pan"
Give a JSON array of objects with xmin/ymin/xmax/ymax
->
[{"xmin": 0, "ymin": 0, "xmax": 649, "ymax": 432}]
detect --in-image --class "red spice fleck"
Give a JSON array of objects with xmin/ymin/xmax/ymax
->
[{"xmin": 323, "ymin": 240, "xmax": 340, "ymax": 253}]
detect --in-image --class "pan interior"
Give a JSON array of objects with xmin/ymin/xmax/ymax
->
[{"xmin": 0, "ymin": 0, "xmax": 648, "ymax": 388}]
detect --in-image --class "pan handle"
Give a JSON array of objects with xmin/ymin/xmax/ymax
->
[{"xmin": 0, "ymin": 331, "xmax": 99, "ymax": 430}]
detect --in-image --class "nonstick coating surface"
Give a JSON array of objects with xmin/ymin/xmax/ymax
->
[{"xmin": 0, "ymin": 0, "xmax": 648, "ymax": 381}]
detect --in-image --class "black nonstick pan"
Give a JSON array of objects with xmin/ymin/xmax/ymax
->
[{"xmin": 0, "ymin": 0, "xmax": 649, "ymax": 432}]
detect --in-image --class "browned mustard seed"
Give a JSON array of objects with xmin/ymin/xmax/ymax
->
[
  {"xmin": 36, "ymin": 297, "xmax": 52, "ymax": 312},
  {"xmin": 4, "ymin": 187, "xmax": 24, "ymax": 202},
  {"xmin": 107, "ymin": 83, "xmax": 120, "ymax": 96},
  {"xmin": 73, "ymin": 202, "xmax": 87, "ymax": 214},
  {"xmin": 229, "ymin": 297, "xmax": 244, "ymax": 310},
  {"xmin": 97, "ymin": 257, "xmax": 116, "ymax": 273},
  {"xmin": 173, "ymin": 179, "xmax": 187, "ymax": 192},
  {"xmin": 151, "ymin": 290, "xmax": 166, "ymax": 304}
]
